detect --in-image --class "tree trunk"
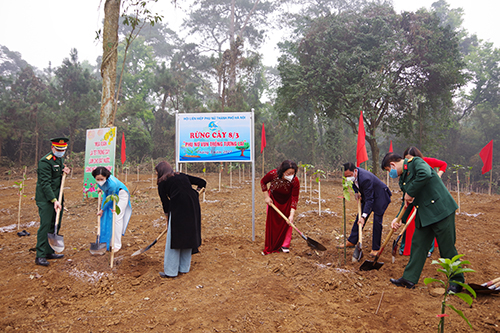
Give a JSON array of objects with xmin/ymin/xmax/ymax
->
[
  {"xmin": 228, "ymin": 0, "xmax": 236, "ymax": 94},
  {"xmin": 100, "ymin": 0, "xmax": 121, "ymax": 128},
  {"xmin": 366, "ymin": 136, "xmax": 379, "ymax": 177}
]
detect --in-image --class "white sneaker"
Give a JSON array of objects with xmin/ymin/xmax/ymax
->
[{"xmin": 281, "ymin": 247, "xmax": 290, "ymax": 253}]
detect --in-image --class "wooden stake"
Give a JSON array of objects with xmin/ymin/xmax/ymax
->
[
  {"xmin": 110, "ymin": 200, "xmax": 116, "ymax": 268},
  {"xmin": 456, "ymin": 171, "xmax": 461, "ymax": 214},
  {"xmin": 304, "ymin": 167, "xmax": 307, "ymax": 192},
  {"xmin": 136, "ymin": 165, "xmax": 139, "ymax": 182},
  {"xmin": 309, "ymin": 176, "xmax": 312, "ymax": 201},
  {"xmin": 375, "ymin": 291, "xmax": 384, "ymax": 315},
  {"xmin": 219, "ymin": 163, "xmax": 222, "ymax": 192},
  {"xmin": 489, "ymin": 169, "xmax": 492, "ymax": 195},
  {"xmin": 17, "ymin": 166, "xmax": 27, "ymax": 231},
  {"xmin": 318, "ymin": 179, "xmax": 321, "ymax": 216}
]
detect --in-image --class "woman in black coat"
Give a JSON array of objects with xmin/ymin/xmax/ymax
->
[{"xmin": 155, "ymin": 161, "xmax": 206, "ymax": 278}]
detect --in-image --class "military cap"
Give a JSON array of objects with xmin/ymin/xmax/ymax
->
[{"xmin": 50, "ymin": 137, "xmax": 69, "ymax": 150}]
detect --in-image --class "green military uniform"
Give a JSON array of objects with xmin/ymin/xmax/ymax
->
[
  {"xmin": 35, "ymin": 151, "xmax": 65, "ymax": 258},
  {"xmin": 398, "ymin": 156, "xmax": 464, "ymax": 284}
]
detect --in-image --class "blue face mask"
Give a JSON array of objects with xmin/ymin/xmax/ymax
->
[
  {"xmin": 389, "ymin": 168, "xmax": 398, "ymax": 179},
  {"xmin": 53, "ymin": 150, "xmax": 65, "ymax": 158}
]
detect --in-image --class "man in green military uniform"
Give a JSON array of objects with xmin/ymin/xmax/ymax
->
[
  {"xmin": 35, "ymin": 137, "xmax": 71, "ymax": 266},
  {"xmin": 381, "ymin": 152, "xmax": 464, "ymax": 292}
]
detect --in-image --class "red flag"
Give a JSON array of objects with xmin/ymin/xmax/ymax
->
[
  {"xmin": 479, "ymin": 140, "xmax": 493, "ymax": 174},
  {"xmin": 356, "ymin": 111, "xmax": 368, "ymax": 167},
  {"xmin": 261, "ymin": 123, "xmax": 266, "ymax": 154},
  {"xmin": 389, "ymin": 140, "xmax": 393, "ymax": 153},
  {"xmin": 121, "ymin": 132, "xmax": 127, "ymax": 165}
]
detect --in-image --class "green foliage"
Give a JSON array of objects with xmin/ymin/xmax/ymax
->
[
  {"xmin": 277, "ymin": 3, "xmax": 464, "ymax": 175},
  {"xmin": 102, "ymin": 194, "xmax": 121, "ymax": 215},
  {"xmin": 312, "ymin": 169, "xmax": 326, "ymax": 183},
  {"xmin": 424, "ymin": 255, "xmax": 476, "ymax": 332},
  {"xmin": 342, "ymin": 176, "xmax": 353, "ymax": 201},
  {"xmin": 13, "ymin": 167, "xmax": 27, "ymax": 198}
]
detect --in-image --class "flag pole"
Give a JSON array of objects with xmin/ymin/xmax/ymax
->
[
  {"xmin": 262, "ymin": 148, "xmax": 264, "ymax": 177},
  {"xmin": 489, "ymin": 145, "xmax": 493, "ymax": 195}
]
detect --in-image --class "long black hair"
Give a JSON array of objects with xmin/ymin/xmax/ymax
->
[
  {"xmin": 276, "ymin": 160, "xmax": 298, "ymax": 179},
  {"xmin": 91, "ymin": 166, "xmax": 111, "ymax": 179},
  {"xmin": 403, "ymin": 146, "xmax": 424, "ymax": 158}
]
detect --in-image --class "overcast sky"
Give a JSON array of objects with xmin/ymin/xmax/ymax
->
[{"xmin": 0, "ymin": 0, "xmax": 498, "ymax": 70}]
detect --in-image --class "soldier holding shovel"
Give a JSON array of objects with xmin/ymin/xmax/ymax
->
[
  {"xmin": 35, "ymin": 137, "xmax": 70, "ymax": 266},
  {"xmin": 381, "ymin": 153, "xmax": 464, "ymax": 291}
]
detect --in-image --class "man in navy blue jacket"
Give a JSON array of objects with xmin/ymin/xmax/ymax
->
[{"xmin": 339, "ymin": 162, "xmax": 392, "ymax": 256}]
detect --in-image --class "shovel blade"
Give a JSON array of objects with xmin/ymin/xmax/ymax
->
[
  {"xmin": 89, "ymin": 243, "xmax": 107, "ymax": 256},
  {"xmin": 468, "ymin": 283, "xmax": 500, "ymax": 295},
  {"xmin": 359, "ymin": 259, "xmax": 384, "ymax": 271},
  {"xmin": 48, "ymin": 233, "xmax": 64, "ymax": 252},
  {"xmin": 306, "ymin": 237, "xmax": 327, "ymax": 251},
  {"xmin": 352, "ymin": 243, "xmax": 363, "ymax": 262}
]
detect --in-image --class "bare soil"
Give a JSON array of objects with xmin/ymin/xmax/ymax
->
[{"xmin": 0, "ymin": 170, "xmax": 499, "ymax": 332}]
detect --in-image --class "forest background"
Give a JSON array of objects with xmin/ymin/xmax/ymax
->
[{"xmin": 0, "ymin": 0, "xmax": 499, "ymax": 193}]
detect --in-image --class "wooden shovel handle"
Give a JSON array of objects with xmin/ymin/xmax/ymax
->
[
  {"xmin": 97, "ymin": 192, "xmax": 102, "ymax": 237},
  {"xmin": 397, "ymin": 208, "xmax": 418, "ymax": 236},
  {"xmin": 110, "ymin": 200, "xmax": 116, "ymax": 268},
  {"xmin": 54, "ymin": 173, "xmax": 67, "ymax": 229},
  {"xmin": 376, "ymin": 206, "xmax": 409, "ymax": 257},
  {"xmin": 484, "ymin": 276, "xmax": 500, "ymax": 287},
  {"xmin": 357, "ymin": 200, "xmax": 363, "ymax": 244},
  {"xmin": 269, "ymin": 202, "xmax": 305, "ymax": 239}
]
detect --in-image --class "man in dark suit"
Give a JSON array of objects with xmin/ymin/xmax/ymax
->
[
  {"xmin": 381, "ymin": 153, "xmax": 464, "ymax": 291},
  {"xmin": 339, "ymin": 162, "xmax": 392, "ymax": 256}
]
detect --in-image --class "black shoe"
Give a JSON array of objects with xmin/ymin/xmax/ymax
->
[
  {"xmin": 46, "ymin": 253, "xmax": 64, "ymax": 259},
  {"xmin": 447, "ymin": 284, "xmax": 463, "ymax": 293},
  {"xmin": 390, "ymin": 277, "xmax": 415, "ymax": 289},
  {"xmin": 35, "ymin": 257, "xmax": 49, "ymax": 266},
  {"xmin": 159, "ymin": 272, "xmax": 176, "ymax": 278},
  {"xmin": 17, "ymin": 230, "xmax": 30, "ymax": 237}
]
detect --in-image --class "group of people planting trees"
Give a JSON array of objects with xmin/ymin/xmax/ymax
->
[
  {"xmin": 261, "ymin": 149, "xmax": 463, "ymax": 292},
  {"xmin": 35, "ymin": 136, "xmax": 463, "ymax": 291},
  {"xmin": 35, "ymin": 137, "xmax": 205, "ymax": 279}
]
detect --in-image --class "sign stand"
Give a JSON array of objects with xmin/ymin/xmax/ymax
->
[{"xmin": 175, "ymin": 111, "xmax": 256, "ymax": 241}]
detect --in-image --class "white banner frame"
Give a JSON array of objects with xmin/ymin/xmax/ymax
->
[{"xmin": 175, "ymin": 111, "xmax": 256, "ymax": 241}]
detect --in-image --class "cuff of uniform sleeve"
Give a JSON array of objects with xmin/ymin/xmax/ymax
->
[
  {"xmin": 50, "ymin": 198, "xmax": 57, "ymax": 203},
  {"xmin": 362, "ymin": 213, "xmax": 368, "ymax": 218}
]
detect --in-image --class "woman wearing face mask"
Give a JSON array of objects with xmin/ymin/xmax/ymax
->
[
  {"xmin": 260, "ymin": 160, "xmax": 300, "ymax": 255},
  {"xmin": 91, "ymin": 166, "xmax": 132, "ymax": 252},
  {"xmin": 399, "ymin": 146, "xmax": 447, "ymax": 257}
]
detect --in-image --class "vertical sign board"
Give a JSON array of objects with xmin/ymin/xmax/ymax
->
[
  {"xmin": 176, "ymin": 112, "xmax": 256, "ymax": 240},
  {"xmin": 83, "ymin": 127, "xmax": 117, "ymax": 198},
  {"xmin": 176, "ymin": 112, "xmax": 253, "ymax": 163}
]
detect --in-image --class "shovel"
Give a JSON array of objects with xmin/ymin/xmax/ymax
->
[
  {"xmin": 391, "ymin": 208, "xmax": 418, "ymax": 263},
  {"xmin": 110, "ymin": 200, "xmax": 116, "ymax": 268},
  {"xmin": 468, "ymin": 277, "xmax": 500, "ymax": 294},
  {"xmin": 360, "ymin": 206, "xmax": 408, "ymax": 271},
  {"xmin": 269, "ymin": 202, "xmax": 326, "ymax": 251},
  {"xmin": 90, "ymin": 192, "xmax": 107, "ymax": 255},
  {"xmin": 131, "ymin": 225, "xmax": 168, "ymax": 257},
  {"xmin": 352, "ymin": 200, "xmax": 363, "ymax": 262},
  {"xmin": 48, "ymin": 173, "xmax": 66, "ymax": 252}
]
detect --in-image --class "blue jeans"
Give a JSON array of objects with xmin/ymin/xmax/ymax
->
[{"xmin": 163, "ymin": 216, "xmax": 192, "ymax": 277}]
